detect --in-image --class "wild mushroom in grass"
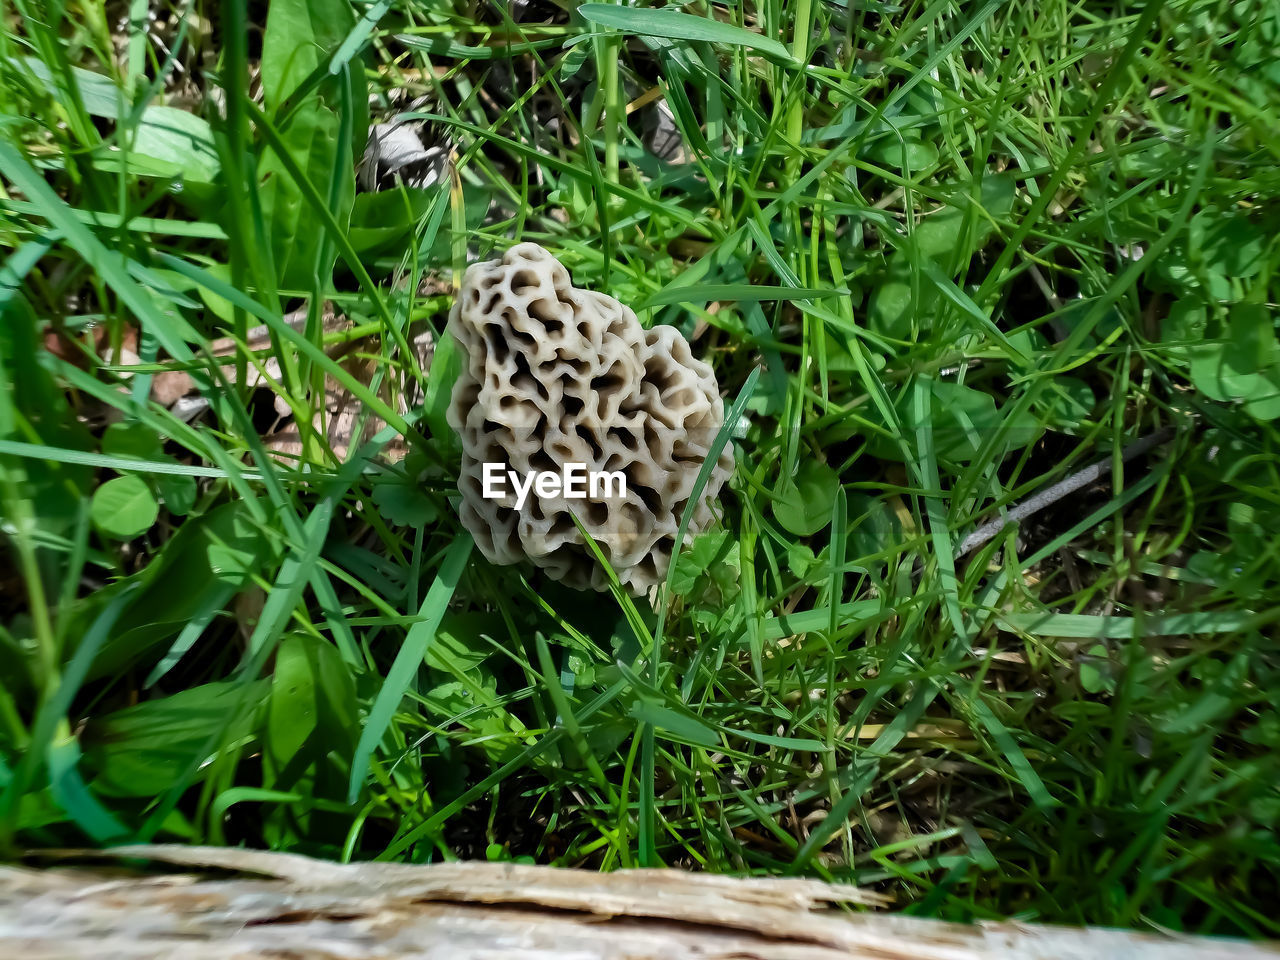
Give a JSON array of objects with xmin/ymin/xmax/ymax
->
[{"xmin": 446, "ymin": 243, "xmax": 733, "ymax": 594}]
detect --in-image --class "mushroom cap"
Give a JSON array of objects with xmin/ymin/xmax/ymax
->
[{"xmin": 446, "ymin": 243, "xmax": 734, "ymax": 594}]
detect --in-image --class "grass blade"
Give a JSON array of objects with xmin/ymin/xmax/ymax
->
[
  {"xmin": 577, "ymin": 4, "xmax": 793, "ymax": 61},
  {"xmin": 636, "ymin": 284, "xmax": 848, "ymax": 310},
  {"xmin": 347, "ymin": 534, "xmax": 473, "ymax": 803}
]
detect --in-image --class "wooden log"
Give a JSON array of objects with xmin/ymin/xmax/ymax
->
[{"xmin": 1, "ymin": 844, "xmax": 1275, "ymax": 959}]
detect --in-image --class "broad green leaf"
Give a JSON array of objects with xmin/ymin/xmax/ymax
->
[
  {"xmin": 370, "ymin": 477, "xmax": 438, "ymax": 526},
  {"xmin": 420, "ymin": 679, "xmax": 475, "ymax": 718},
  {"xmin": 628, "ymin": 698, "xmax": 719, "ymax": 747},
  {"xmin": 101, "ymin": 422, "xmax": 163, "ymax": 460},
  {"xmin": 932, "ymin": 381, "xmax": 1037, "ymax": 462},
  {"xmin": 312, "ymin": 635, "xmax": 359, "ymax": 752},
  {"xmin": 132, "ymin": 106, "xmax": 221, "ymax": 183},
  {"xmin": 13, "ymin": 788, "xmax": 69, "ymax": 833},
  {"xmin": 1033, "ymin": 375, "xmax": 1095, "ymax": 431},
  {"xmin": 258, "ymin": 0, "xmax": 365, "ymax": 291},
  {"xmin": 868, "ymin": 270, "xmax": 913, "ymax": 340},
  {"xmin": 1079, "ymin": 643, "xmax": 1113, "ymax": 694},
  {"xmin": 83, "ymin": 500, "xmax": 281, "ymax": 680},
  {"xmin": 143, "ymin": 582, "xmax": 237, "ymax": 688},
  {"xmin": 671, "ymin": 529, "xmax": 737, "ymax": 597},
  {"xmin": 847, "ymin": 493, "xmax": 903, "ymax": 561},
  {"xmin": 425, "ymin": 613, "xmax": 498, "ymax": 673},
  {"xmin": 156, "ymin": 471, "xmax": 197, "ymax": 516},
  {"xmin": 866, "ymin": 381, "xmax": 1036, "ymax": 465},
  {"xmin": 350, "ymin": 185, "xmax": 492, "ymax": 262},
  {"xmin": 90, "ymin": 475, "xmax": 158, "ymax": 539},
  {"xmin": 773, "ymin": 459, "xmax": 840, "ymax": 536},
  {"xmin": 261, "ymin": 0, "xmax": 356, "ymax": 111},
  {"xmin": 1053, "ymin": 297, "xmax": 1125, "ymax": 350},
  {"xmin": 577, "ymin": 4, "xmax": 792, "ymax": 61},
  {"xmin": 786, "ymin": 541, "xmax": 818, "ymax": 579},
  {"xmin": 416, "ymin": 669, "xmax": 510, "ymax": 762},
  {"xmin": 258, "ymin": 102, "xmax": 349, "ymax": 291},
  {"xmin": 863, "ymin": 138, "xmax": 939, "ymax": 170},
  {"xmin": 268, "ymin": 635, "xmax": 319, "ymax": 766},
  {"xmin": 81, "ymin": 681, "xmax": 268, "ymax": 797},
  {"xmin": 1161, "ymin": 299, "xmax": 1207, "ymax": 358},
  {"xmin": 348, "ymin": 187, "xmax": 436, "ymax": 259},
  {"xmin": 1190, "ymin": 304, "xmax": 1279, "ymax": 407},
  {"xmin": 1189, "ymin": 208, "xmax": 1267, "ymax": 279},
  {"xmin": 917, "ymin": 173, "xmax": 1016, "ymax": 260},
  {"xmin": 1224, "ymin": 303, "xmax": 1277, "ymax": 376},
  {"xmin": 560, "ymin": 44, "xmax": 590, "ymax": 79},
  {"xmin": 1189, "ymin": 342, "xmax": 1233, "ymax": 402},
  {"xmin": 1245, "ymin": 368, "xmax": 1280, "ymax": 420},
  {"xmin": 870, "ymin": 174, "xmax": 1016, "ymax": 337},
  {"xmin": 15, "ymin": 56, "xmax": 122, "ymax": 118}
]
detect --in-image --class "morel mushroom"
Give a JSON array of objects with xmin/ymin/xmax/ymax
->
[{"xmin": 446, "ymin": 243, "xmax": 733, "ymax": 594}]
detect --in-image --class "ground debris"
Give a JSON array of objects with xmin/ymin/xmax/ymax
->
[{"xmin": 2, "ymin": 846, "xmax": 1273, "ymax": 960}]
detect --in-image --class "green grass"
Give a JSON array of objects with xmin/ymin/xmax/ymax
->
[{"xmin": 3, "ymin": 0, "xmax": 1280, "ymax": 938}]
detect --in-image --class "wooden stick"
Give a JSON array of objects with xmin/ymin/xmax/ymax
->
[
  {"xmin": 956, "ymin": 427, "xmax": 1177, "ymax": 560},
  {"xmin": 2, "ymin": 845, "xmax": 1273, "ymax": 959}
]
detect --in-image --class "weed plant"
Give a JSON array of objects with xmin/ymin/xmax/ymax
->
[{"xmin": 2, "ymin": 0, "xmax": 1279, "ymax": 936}]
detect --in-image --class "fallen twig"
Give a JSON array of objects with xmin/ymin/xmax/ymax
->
[
  {"xmin": 956, "ymin": 426, "xmax": 1178, "ymax": 560},
  {"xmin": 3, "ymin": 844, "xmax": 1274, "ymax": 959}
]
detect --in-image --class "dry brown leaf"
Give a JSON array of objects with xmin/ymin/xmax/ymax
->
[
  {"xmin": 261, "ymin": 321, "xmax": 434, "ymax": 464},
  {"xmin": 47, "ymin": 303, "xmax": 434, "ymax": 465}
]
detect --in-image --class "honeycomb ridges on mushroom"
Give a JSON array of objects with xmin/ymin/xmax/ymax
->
[{"xmin": 445, "ymin": 242, "xmax": 733, "ymax": 594}]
